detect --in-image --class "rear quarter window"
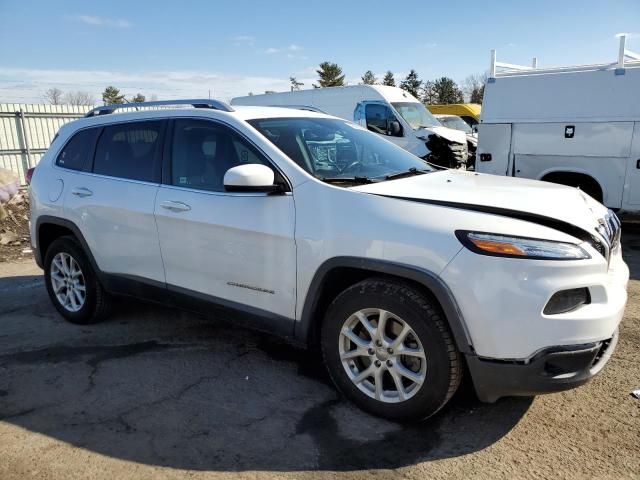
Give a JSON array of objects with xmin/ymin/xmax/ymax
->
[
  {"xmin": 56, "ymin": 128, "xmax": 100, "ymax": 171},
  {"xmin": 93, "ymin": 121, "xmax": 163, "ymax": 182}
]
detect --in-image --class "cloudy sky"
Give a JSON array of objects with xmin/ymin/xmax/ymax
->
[{"xmin": 0, "ymin": 0, "xmax": 638, "ymax": 104}]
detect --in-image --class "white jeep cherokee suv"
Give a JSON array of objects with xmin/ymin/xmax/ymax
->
[{"xmin": 29, "ymin": 99, "xmax": 628, "ymax": 421}]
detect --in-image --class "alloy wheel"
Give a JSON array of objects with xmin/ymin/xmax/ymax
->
[
  {"xmin": 50, "ymin": 252, "xmax": 86, "ymax": 312},
  {"xmin": 339, "ymin": 308, "xmax": 427, "ymax": 403}
]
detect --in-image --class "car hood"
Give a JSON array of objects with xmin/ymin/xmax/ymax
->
[
  {"xmin": 418, "ymin": 125, "xmax": 467, "ymax": 145},
  {"xmin": 352, "ymin": 170, "xmax": 609, "ymax": 237}
]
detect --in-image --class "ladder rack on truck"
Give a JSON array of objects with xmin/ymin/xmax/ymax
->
[{"xmin": 489, "ymin": 34, "xmax": 640, "ymax": 78}]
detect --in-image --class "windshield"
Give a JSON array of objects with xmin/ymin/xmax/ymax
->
[
  {"xmin": 391, "ymin": 102, "xmax": 441, "ymax": 129},
  {"xmin": 248, "ymin": 117, "xmax": 432, "ymax": 183},
  {"xmin": 436, "ymin": 115, "xmax": 473, "ymax": 134}
]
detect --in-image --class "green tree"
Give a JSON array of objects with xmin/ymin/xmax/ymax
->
[
  {"xmin": 422, "ymin": 80, "xmax": 437, "ymax": 105},
  {"xmin": 399, "ymin": 69, "xmax": 422, "ymax": 98},
  {"xmin": 382, "ymin": 71, "xmax": 395, "ymax": 87},
  {"xmin": 470, "ymin": 85, "xmax": 484, "ymax": 104},
  {"xmin": 432, "ymin": 77, "xmax": 464, "ymax": 104},
  {"xmin": 290, "ymin": 77, "xmax": 304, "ymax": 91},
  {"xmin": 131, "ymin": 93, "xmax": 146, "ymax": 103},
  {"xmin": 102, "ymin": 86, "xmax": 125, "ymax": 105},
  {"xmin": 361, "ymin": 70, "xmax": 377, "ymax": 85},
  {"xmin": 314, "ymin": 61, "xmax": 346, "ymax": 88},
  {"xmin": 462, "ymin": 73, "xmax": 487, "ymax": 104}
]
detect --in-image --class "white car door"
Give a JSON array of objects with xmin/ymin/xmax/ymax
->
[
  {"xmin": 154, "ymin": 118, "xmax": 297, "ymax": 323},
  {"xmin": 63, "ymin": 120, "xmax": 166, "ymax": 283}
]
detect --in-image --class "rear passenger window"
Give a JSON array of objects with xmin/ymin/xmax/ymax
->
[
  {"xmin": 93, "ymin": 121, "xmax": 163, "ymax": 182},
  {"xmin": 56, "ymin": 128, "xmax": 99, "ymax": 171}
]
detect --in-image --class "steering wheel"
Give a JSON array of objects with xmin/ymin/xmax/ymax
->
[{"xmin": 339, "ymin": 161, "xmax": 363, "ymax": 174}]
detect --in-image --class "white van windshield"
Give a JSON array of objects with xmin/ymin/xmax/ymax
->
[
  {"xmin": 248, "ymin": 117, "xmax": 433, "ymax": 185},
  {"xmin": 391, "ymin": 102, "xmax": 441, "ymax": 129}
]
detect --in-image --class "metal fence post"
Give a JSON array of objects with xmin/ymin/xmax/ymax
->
[{"xmin": 17, "ymin": 109, "xmax": 33, "ymax": 168}]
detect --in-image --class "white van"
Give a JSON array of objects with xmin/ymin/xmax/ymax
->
[
  {"xmin": 232, "ymin": 85, "xmax": 469, "ymax": 169},
  {"xmin": 477, "ymin": 36, "xmax": 640, "ymax": 213}
]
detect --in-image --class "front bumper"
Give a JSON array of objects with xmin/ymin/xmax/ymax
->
[
  {"xmin": 467, "ymin": 330, "xmax": 618, "ymax": 402},
  {"xmin": 440, "ymin": 241, "xmax": 628, "ymax": 359}
]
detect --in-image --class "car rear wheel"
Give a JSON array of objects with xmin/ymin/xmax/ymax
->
[
  {"xmin": 44, "ymin": 236, "xmax": 110, "ymax": 324},
  {"xmin": 321, "ymin": 279, "xmax": 461, "ymax": 421}
]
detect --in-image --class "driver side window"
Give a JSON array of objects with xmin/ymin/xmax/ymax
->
[
  {"xmin": 170, "ymin": 119, "xmax": 269, "ymax": 192},
  {"xmin": 365, "ymin": 104, "xmax": 402, "ymax": 137}
]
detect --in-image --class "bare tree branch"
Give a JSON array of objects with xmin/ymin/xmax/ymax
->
[{"xmin": 44, "ymin": 88, "xmax": 64, "ymax": 105}]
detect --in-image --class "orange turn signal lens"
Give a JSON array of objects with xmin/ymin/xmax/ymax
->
[{"xmin": 468, "ymin": 238, "xmax": 527, "ymax": 256}]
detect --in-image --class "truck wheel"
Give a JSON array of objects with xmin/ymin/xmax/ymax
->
[
  {"xmin": 321, "ymin": 279, "xmax": 461, "ymax": 421},
  {"xmin": 44, "ymin": 236, "xmax": 110, "ymax": 324}
]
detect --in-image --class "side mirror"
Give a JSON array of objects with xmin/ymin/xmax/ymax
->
[
  {"xmin": 224, "ymin": 164, "xmax": 279, "ymax": 192},
  {"xmin": 388, "ymin": 120, "xmax": 402, "ymax": 137}
]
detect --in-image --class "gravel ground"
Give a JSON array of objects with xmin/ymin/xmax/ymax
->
[{"xmin": 0, "ymin": 229, "xmax": 638, "ymax": 479}]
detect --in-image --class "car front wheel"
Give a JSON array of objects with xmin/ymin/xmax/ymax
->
[{"xmin": 321, "ymin": 279, "xmax": 461, "ymax": 421}]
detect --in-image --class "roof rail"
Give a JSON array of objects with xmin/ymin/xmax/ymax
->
[
  {"xmin": 85, "ymin": 99, "xmax": 234, "ymax": 117},
  {"xmin": 489, "ymin": 35, "xmax": 640, "ymax": 78}
]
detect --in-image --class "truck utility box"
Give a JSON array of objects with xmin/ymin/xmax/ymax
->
[{"xmin": 477, "ymin": 36, "xmax": 640, "ymax": 213}]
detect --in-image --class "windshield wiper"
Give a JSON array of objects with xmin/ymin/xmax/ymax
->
[
  {"xmin": 384, "ymin": 167, "xmax": 429, "ymax": 180},
  {"xmin": 321, "ymin": 176, "xmax": 374, "ymax": 185}
]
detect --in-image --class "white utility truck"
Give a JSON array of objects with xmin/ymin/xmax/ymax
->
[
  {"xmin": 477, "ymin": 35, "xmax": 640, "ymax": 213},
  {"xmin": 232, "ymin": 85, "xmax": 469, "ymax": 169}
]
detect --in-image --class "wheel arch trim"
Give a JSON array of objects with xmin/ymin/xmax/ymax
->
[
  {"xmin": 35, "ymin": 216, "xmax": 100, "ymax": 274},
  {"xmin": 296, "ymin": 256, "xmax": 474, "ymax": 354}
]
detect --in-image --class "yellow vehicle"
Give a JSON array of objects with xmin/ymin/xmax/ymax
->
[{"xmin": 428, "ymin": 103, "xmax": 481, "ymax": 128}]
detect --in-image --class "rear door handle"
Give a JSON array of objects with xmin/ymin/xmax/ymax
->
[
  {"xmin": 71, "ymin": 187, "xmax": 93, "ymax": 197},
  {"xmin": 160, "ymin": 200, "xmax": 191, "ymax": 212}
]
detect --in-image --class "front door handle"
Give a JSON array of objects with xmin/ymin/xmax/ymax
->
[
  {"xmin": 71, "ymin": 187, "xmax": 93, "ymax": 198},
  {"xmin": 160, "ymin": 200, "xmax": 191, "ymax": 212},
  {"xmin": 636, "ymin": 159, "xmax": 640, "ymax": 169}
]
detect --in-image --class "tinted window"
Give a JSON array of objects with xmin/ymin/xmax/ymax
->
[
  {"xmin": 365, "ymin": 104, "xmax": 402, "ymax": 137},
  {"xmin": 56, "ymin": 128, "xmax": 99, "ymax": 171},
  {"xmin": 93, "ymin": 121, "xmax": 163, "ymax": 182},
  {"xmin": 171, "ymin": 119, "xmax": 268, "ymax": 192}
]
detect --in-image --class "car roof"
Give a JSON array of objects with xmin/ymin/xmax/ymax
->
[{"xmin": 58, "ymin": 104, "xmax": 340, "ymax": 136}]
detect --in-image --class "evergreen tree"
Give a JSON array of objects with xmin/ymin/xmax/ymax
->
[
  {"xmin": 399, "ymin": 69, "xmax": 422, "ymax": 98},
  {"xmin": 290, "ymin": 77, "xmax": 304, "ymax": 91},
  {"xmin": 314, "ymin": 62, "xmax": 346, "ymax": 88},
  {"xmin": 432, "ymin": 77, "xmax": 464, "ymax": 104},
  {"xmin": 132, "ymin": 93, "xmax": 146, "ymax": 103},
  {"xmin": 102, "ymin": 86, "xmax": 125, "ymax": 105},
  {"xmin": 382, "ymin": 71, "xmax": 396, "ymax": 86},
  {"xmin": 361, "ymin": 70, "xmax": 377, "ymax": 85}
]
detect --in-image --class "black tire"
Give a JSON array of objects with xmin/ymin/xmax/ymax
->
[
  {"xmin": 43, "ymin": 236, "xmax": 110, "ymax": 324},
  {"xmin": 321, "ymin": 278, "xmax": 461, "ymax": 422}
]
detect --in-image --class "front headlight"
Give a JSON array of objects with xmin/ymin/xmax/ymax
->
[{"xmin": 455, "ymin": 231, "xmax": 591, "ymax": 260}]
